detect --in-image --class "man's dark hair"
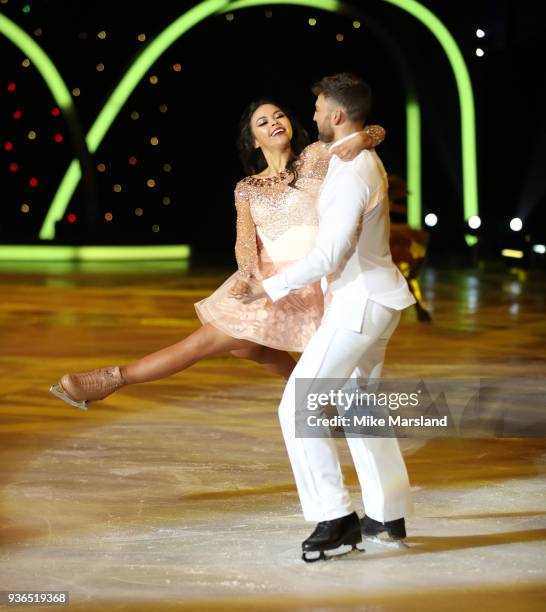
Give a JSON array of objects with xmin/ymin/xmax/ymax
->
[{"xmin": 312, "ymin": 72, "xmax": 372, "ymax": 123}]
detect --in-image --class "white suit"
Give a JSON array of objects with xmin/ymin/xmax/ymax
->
[{"xmin": 263, "ymin": 134, "xmax": 416, "ymax": 523}]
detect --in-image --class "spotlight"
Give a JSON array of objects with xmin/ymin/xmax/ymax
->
[
  {"xmin": 476, "ymin": 28, "xmax": 485, "ymax": 38},
  {"xmin": 424, "ymin": 213, "xmax": 438, "ymax": 227},
  {"xmin": 468, "ymin": 215, "xmax": 481, "ymax": 229},
  {"xmin": 532, "ymin": 244, "xmax": 546, "ymax": 254},
  {"xmin": 510, "ymin": 217, "xmax": 523, "ymax": 231},
  {"xmin": 476, "ymin": 48, "xmax": 484, "ymax": 57},
  {"xmin": 308, "ymin": 18, "xmax": 317, "ymax": 26}
]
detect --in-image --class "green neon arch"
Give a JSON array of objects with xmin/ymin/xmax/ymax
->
[
  {"xmin": 8, "ymin": 0, "xmax": 474, "ymax": 239},
  {"xmin": 0, "ymin": 12, "xmax": 73, "ymax": 111}
]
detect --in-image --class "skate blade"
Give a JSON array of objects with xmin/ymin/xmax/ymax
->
[
  {"xmin": 49, "ymin": 384, "xmax": 88, "ymax": 411},
  {"xmin": 302, "ymin": 543, "xmax": 365, "ymax": 563},
  {"xmin": 363, "ymin": 535, "xmax": 409, "ymax": 549}
]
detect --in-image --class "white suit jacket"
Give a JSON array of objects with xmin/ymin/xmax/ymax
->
[{"xmin": 262, "ymin": 136, "xmax": 416, "ymax": 332}]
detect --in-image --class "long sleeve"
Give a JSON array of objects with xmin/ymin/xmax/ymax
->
[
  {"xmin": 364, "ymin": 124, "xmax": 385, "ymax": 147},
  {"xmin": 296, "ymin": 125, "xmax": 385, "ymax": 182},
  {"xmin": 233, "ymin": 184, "xmax": 258, "ymax": 280},
  {"xmin": 263, "ymin": 164, "xmax": 370, "ymax": 302}
]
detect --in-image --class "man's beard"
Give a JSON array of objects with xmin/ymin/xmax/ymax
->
[{"xmin": 317, "ymin": 121, "xmax": 335, "ymax": 143}]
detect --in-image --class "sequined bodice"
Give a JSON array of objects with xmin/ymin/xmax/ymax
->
[{"xmin": 232, "ymin": 127, "xmax": 385, "ymax": 279}]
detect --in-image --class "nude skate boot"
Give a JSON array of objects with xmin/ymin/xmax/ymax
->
[{"xmin": 50, "ymin": 366, "xmax": 126, "ymax": 411}]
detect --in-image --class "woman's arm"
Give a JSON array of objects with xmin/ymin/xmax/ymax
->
[
  {"xmin": 297, "ymin": 125, "xmax": 386, "ymax": 180},
  {"xmin": 233, "ymin": 185, "xmax": 258, "ymax": 282},
  {"xmin": 329, "ymin": 124, "xmax": 385, "ymax": 160}
]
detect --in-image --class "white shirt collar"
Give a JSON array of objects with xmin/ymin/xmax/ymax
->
[{"xmin": 328, "ymin": 131, "xmax": 362, "ymax": 153}]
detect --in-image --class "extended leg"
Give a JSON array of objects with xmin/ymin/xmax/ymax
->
[{"xmin": 230, "ymin": 345, "xmax": 296, "ymax": 380}]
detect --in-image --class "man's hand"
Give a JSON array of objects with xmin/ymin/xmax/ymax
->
[
  {"xmin": 232, "ymin": 277, "xmax": 267, "ymax": 304},
  {"xmin": 229, "ymin": 278, "xmax": 251, "ymax": 298}
]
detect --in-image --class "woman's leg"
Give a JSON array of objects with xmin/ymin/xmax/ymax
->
[
  {"xmin": 230, "ymin": 345, "xmax": 296, "ymax": 380},
  {"xmin": 51, "ymin": 323, "xmax": 297, "ymax": 408},
  {"xmin": 121, "ymin": 323, "xmax": 296, "ymax": 383}
]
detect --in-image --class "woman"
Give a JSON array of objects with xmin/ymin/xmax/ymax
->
[{"xmin": 49, "ymin": 100, "xmax": 385, "ymax": 410}]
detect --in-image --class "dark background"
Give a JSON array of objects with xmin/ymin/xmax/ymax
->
[{"xmin": 1, "ymin": 0, "xmax": 544, "ymax": 265}]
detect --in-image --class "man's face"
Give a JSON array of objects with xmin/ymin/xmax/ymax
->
[{"xmin": 313, "ymin": 94, "xmax": 335, "ymax": 143}]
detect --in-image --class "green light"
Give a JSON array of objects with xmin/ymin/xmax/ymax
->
[
  {"xmin": 406, "ymin": 95, "xmax": 421, "ymax": 229},
  {"xmin": 0, "ymin": 245, "xmax": 191, "ymax": 262},
  {"xmin": 0, "ymin": 12, "xmax": 80, "ymax": 240},
  {"xmin": 465, "ymin": 235, "xmax": 478, "ymax": 247},
  {"xmin": 22, "ymin": 4, "xmax": 30, "ymax": 14},
  {"xmin": 0, "ymin": 13, "xmax": 72, "ymax": 110},
  {"xmin": 382, "ymin": 0, "xmax": 478, "ymax": 221},
  {"xmin": 38, "ymin": 0, "xmax": 227, "ymax": 239},
  {"xmin": 4, "ymin": 0, "xmax": 477, "ymax": 239}
]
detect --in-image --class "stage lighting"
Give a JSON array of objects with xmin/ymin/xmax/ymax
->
[
  {"xmin": 22, "ymin": 58, "xmax": 30, "ymax": 67},
  {"xmin": 96, "ymin": 63, "xmax": 105, "ymax": 72},
  {"xmin": 54, "ymin": 134, "xmax": 63, "ymax": 143},
  {"xmin": 97, "ymin": 163, "xmax": 106, "ymax": 172},
  {"xmin": 33, "ymin": 28, "xmax": 42, "ymax": 37},
  {"xmin": 468, "ymin": 215, "xmax": 481, "ymax": 229},
  {"xmin": 98, "ymin": 31, "xmax": 106, "ymax": 40},
  {"xmin": 510, "ymin": 217, "xmax": 523, "ymax": 231},
  {"xmin": 147, "ymin": 179, "xmax": 156, "ymax": 188},
  {"xmin": 21, "ymin": 204, "xmax": 30, "ymax": 213},
  {"xmin": 104, "ymin": 212, "xmax": 113, "ymax": 221},
  {"xmin": 152, "ymin": 225, "xmax": 160, "ymax": 233},
  {"xmin": 130, "ymin": 111, "xmax": 139, "ymax": 120},
  {"xmin": 476, "ymin": 29, "xmax": 485, "ymax": 38},
  {"xmin": 137, "ymin": 33, "xmax": 146, "ymax": 42},
  {"xmin": 308, "ymin": 18, "xmax": 316, "ymax": 26},
  {"xmin": 113, "ymin": 184, "xmax": 122, "ymax": 193},
  {"xmin": 7, "ymin": 82, "xmax": 16, "ymax": 92},
  {"xmin": 501, "ymin": 249, "xmax": 524, "ymax": 259},
  {"xmin": 67, "ymin": 214, "xmax": 76, "ymax": 223},
  {"xmin": 353, "ymin": 21, "xmax": 361, "ymax": 29},
  {"xmin": 336, "ymin": 33, "xmax": 344, "ymax": 41},
  {"xmin": 135, "ymin": 208, "xmax": 143, "ymax": 216},
  {"xmin": 159, "ymin": 104, "xmax": 168, "ymax": 113},
  {"xmin": 424, "ymin": 213, "xmax": 438, "ymax": 227},
  {"xmin": 476, "ymin": 48, "xmax": 484, "ymax": 57},
  {"xmin": 225, "ymin": 13, "xmax": 234, "ymax": 21},
  {"xmin": 72, "ymin": 88, "xmax": 81, "ymax": 97},
  {"xmin": 150, "ymin": 137, "xmax": 159, "ymax": 146},
  {"xmin": 149, "ymin": 75, "xmax": 159, "ymax": 84},
  {"xmin": 9, "ymin": 163, "xmax": 18, "ymax": 172},
  {"xmin": 13, "ymin": 110, "xmax": 22, "ymax": 120},
  {"xmin": 532, "ymin": 244, "xmax": 546, "ymax": 254},
  {"xmin": 27, "ymin": 131, "xmax": 36, "ymax": 140},
  {"xmin": 162, "ymin": 197, "xmax": 171, "ymax": 206}
]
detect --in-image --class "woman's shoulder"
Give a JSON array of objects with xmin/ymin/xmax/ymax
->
[{"xmin": 234, "ymin": 176, "xmax": 253, "ymax": 196}]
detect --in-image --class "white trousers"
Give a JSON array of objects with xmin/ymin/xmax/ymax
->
[{"xmin": 278, "ymin": 300, "xmax": 413, "ymax": 523}]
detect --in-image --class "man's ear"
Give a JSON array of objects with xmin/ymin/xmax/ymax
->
[{"xmin": 332, "ymin": 108, "xmax": 344, "ymax": 126}]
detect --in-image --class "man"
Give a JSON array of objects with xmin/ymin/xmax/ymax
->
[{"xmin": 239, "ymin": 73, "xmax": 416, "ymax": 561}]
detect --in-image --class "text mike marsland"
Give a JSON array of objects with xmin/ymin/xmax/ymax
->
[{"xmin": 307, "ymin": 414, "xmax": 449, "ymax": 428}]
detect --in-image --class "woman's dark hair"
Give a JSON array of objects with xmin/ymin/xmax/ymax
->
[{"xmin": 237, "ymin": 99, "xmax": 310, "ymax": 182}]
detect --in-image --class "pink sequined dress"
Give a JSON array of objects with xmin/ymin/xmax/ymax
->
[{"xmin": 195, "ymin": 128, "xmax": 385, "ymax": 352}]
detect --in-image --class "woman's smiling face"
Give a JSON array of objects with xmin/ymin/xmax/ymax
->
[{"xmin": 250, "ymin": 104, "xmax": 293, "ymax": 153}]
